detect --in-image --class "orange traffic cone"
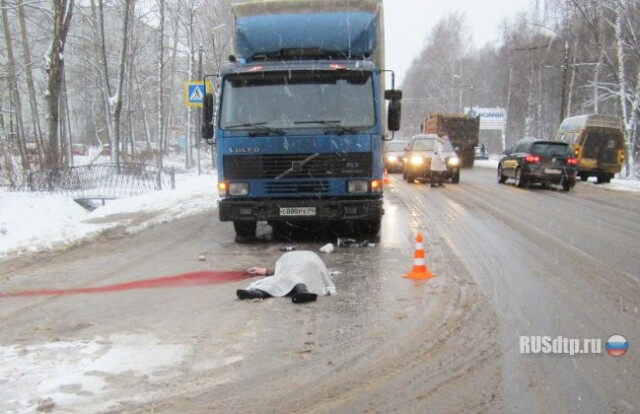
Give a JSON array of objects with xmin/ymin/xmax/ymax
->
[
  {"xmin": 383, "ymin": 168, "xmax": 390, "ymax": 185},
  {"xmin": 404, "ymin": 232, "xmax": 435, "ymax": 279}
]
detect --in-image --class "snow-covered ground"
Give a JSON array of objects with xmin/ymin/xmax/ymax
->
[
  {"xmin": 0, "ymin": 172, "xmax": 218, "ymax": 259},
  {"xmin": 1, "ymin": 159, "xmax": 638, "ymax": 259}
]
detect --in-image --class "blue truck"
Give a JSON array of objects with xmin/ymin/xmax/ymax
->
[{"xmin": 201, "ymin": 0, "xmax": 402, "ymax": 239}]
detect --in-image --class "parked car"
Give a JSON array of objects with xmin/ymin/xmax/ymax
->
[
  {"xmin": 402, "ymin": 134, "xmax": 461, "ymax": 184},
  {"xmin": 384, "ymin": 140, "xmax": 408, "ymax": 173},
  {"xmin": 497, "ymin": 138, "xmax": 577, "ymax": 191},
  {"xmin": 71, "ymin": 144, "xmax": 88, "ymax": 156}
]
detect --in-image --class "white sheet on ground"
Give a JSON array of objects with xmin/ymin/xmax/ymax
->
[{"xmin": 245, "ymin": 251, "xmax": 336, "ymax": 297}]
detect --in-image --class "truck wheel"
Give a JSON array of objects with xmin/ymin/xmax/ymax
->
[
  {"xmin": 406, "ymin": 169, "xmax": 415, "ymax": 183},
  {"xmin": 596, "ymin": 173, "xmax": 610, "ymax": 184},
  {"xmin": 562, "ymin": 181, "xmax": 572, "ymax": 192},
  {"xmin": 233, "ymin": 221, "xmax": 256, "ymax": 238},
  {"xmin": 579, "ymin": 173, "xmax": 589, "ymax": 181},
  {"xmin": 451, "ymin": 170, "xmax": 460, "ymax": 184}
]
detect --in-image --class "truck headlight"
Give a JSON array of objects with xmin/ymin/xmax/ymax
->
[
  {"xmin": 347, "ymin": 180, "xmax": 369, "ymax": 193},
  {"xmin": 228, "ymin": 182, "xmax": 249, "ymax": 196},
  {"xmin": 447, "ymin": 156, "xmax": 460, "ymax": 167},
  {"xmin": 410, "ymin": 155, "xmax": 423, "ymax": 166},
  {"xmin": 387, "ymin": 155, "xmax": 398, "ymax": 162}
]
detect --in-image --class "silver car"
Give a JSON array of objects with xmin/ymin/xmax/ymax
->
[{"xmin": 402, "ymin": 134, "xmax": 461, "ymax": 184}]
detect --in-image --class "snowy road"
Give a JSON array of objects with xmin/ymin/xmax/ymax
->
[{"xmin": 1, "ymin": 168, "xmax": 638, "ymax": 413}]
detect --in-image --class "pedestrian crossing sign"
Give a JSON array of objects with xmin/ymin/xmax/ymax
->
[{"xmin": 184, "ymin": 81, "xmax": 210, "ymax": 107}]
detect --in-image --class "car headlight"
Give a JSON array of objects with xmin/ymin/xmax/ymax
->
[
  {"xmin": 447, "ymin": 156, "xmax": 460, "ymax": 167},
  {"xmin": 387, "ymin": 155, "xmax": 398, "ymax": 162},
  {"xmin": 347, "ymin": 180, "xmax": 369, "ymax": 193},
  {"xmin": 228, "ymin": 182, "xmax": 249, "ymax": 196},
  {"xmin": 410, "ymin": 155, "xmax": 423, "ymax": 166}
]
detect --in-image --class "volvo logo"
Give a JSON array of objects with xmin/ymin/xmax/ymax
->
[{"xmin": 229, "ymin": 147, "xmax": 260, "ymax": 154}]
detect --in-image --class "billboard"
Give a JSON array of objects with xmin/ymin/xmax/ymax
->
[{"xmin": 465, "ymin": 107, "xmax": 507, "ymax": 130}]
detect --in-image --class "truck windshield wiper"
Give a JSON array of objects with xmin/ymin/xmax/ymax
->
[
  {"xmin": 294, "ymin": 120, "xmax": 359, "ymax": 134},
  {"xmin": 225, "ymin": 122, "xmax": 285, "ymax": 136}
]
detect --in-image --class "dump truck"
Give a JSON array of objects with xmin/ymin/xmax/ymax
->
[
  {"xmin": 421, "ymin": 113, "xmax": 480, "ymax": 167},
  {"xmin": 201, "ymin": 0, "xmax": 402, "ymax": 239}
]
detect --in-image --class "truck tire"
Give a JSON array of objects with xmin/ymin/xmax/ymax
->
[
  {"xmin": 597, "ymin": 173, "xmax": 612, "ymax": 184},
  {"xmin": 464, "ymin": 154, "xmax": 475, "ymax": 168},
  {"xmin": 451, "ymin": 170, "xmax": 460, "ymax": 184},
  {"xmin": 233, "ymin": 221, "xmax": 256, "ymax": 238},
  {"xmin": 406, "ymin": 169, "xmax": 415, "ymax": 183}
]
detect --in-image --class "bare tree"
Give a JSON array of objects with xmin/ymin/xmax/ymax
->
[
  {"xmin": 1, "ymin": 0, "xmax": 30, "ymax": 177},
  {"xmin": 17, "ymin": 0, "xmax": 44, "ymax": 164},
  {"xmin": 401, "ymin": 12, "xmax": 472, "ymax": 132},
  {"xmin": 90, "ymin": 0, "xmax": 114, "ymax": 157},
  {"xmin": 156, "ymin": 0, "xmax": 165, "ymax": 169},
  {"xmin": 112, "ymin": 0, "xmax": 134, "ymax": 169},
  {"xmin": 45, "ymin": 0, "xmax": 74, "ymax": 170}
]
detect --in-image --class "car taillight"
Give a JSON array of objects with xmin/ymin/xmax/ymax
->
[
  {"xmin": 524, "ymin": 155, "xmax": 540, "ymax": 163},
  {"xmin": 567, "ymin": 157, "xmax": 578, "ymax": 165}
]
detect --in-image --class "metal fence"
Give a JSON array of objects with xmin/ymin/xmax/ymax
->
[{"xmin": 28, "ymin": 163, "xmax": 175, "ymax": 199}]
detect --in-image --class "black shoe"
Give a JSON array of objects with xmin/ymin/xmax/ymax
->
[
  {"xmin": 237, "ymin": 289, "xmax": 270, "ymax": 300},
  {"xmin": 292, "ymin": 292, "xmax": 317, "ymax": 303},
  {"xmin": 289, "ymin": 283, "xmax": 318, "ymax": 304}
]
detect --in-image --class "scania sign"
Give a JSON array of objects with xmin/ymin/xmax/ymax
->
[{"xmin": 466, "ymin": 107, "xmax": 507, "ymax": 130}]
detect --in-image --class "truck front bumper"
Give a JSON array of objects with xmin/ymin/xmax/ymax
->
[{"xmin": 219, "ymin": 198, "xmax": 384, "ymax": 222}]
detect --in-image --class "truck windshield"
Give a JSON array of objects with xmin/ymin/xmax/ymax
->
[{"xmin": 220, "ymin": 70, "xmax": 375, "ymax": 130}]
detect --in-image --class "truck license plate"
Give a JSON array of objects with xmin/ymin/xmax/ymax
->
[
  {"xmin": 545, "ymin": 168, "xmax": 561, "ymax": 174},
  {"xmin": 280, "ymin": 207, "xmax": 316, "ymax": 216}
]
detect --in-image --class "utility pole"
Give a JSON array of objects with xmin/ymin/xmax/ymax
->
[
  {"xmin": 197, "ymin": 44, "xmax": 203, "ymax": 175},
  {"xmin": 559, "ymin": 40, "xmax": 570, "ymax": 124}
]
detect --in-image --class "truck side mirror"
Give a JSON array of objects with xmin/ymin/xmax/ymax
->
[
  {"xmin": 384, "ymin": 89, "xmax": 403, "ymax": 101},
  {"xmin": 388, "ymin": 99, "xmax": 401, "ymax": 132},
  {"xmin": 201, "ymin": 93, "xmax": 214, "ymax": 140}
]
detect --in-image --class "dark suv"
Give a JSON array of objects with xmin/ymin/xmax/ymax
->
[{"xmin": 498, "ymin": 138, "xmax": 577, "ymax": 191}]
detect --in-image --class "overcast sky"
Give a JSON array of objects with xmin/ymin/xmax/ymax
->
[{"xmin": 383, "ymin": 0, "xmax": 533, "ymax": 85}]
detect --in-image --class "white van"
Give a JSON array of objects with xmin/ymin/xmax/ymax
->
[{"xmin": 555, "ymin": 114, "xmax": 625, "ymax": 184}]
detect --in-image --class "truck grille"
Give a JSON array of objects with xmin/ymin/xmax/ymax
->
[
  {"xmin": 265, "ymin": 180, "xmax": 330, "ymax": 194},
  {"xmin": 223, "ymin": 153, "xmax": 372, "ymax": 179}
]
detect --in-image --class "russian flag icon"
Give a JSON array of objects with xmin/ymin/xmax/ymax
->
[{"xmin": 606, "ymin": 335, "xmax": 628, "ymax": 357}]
